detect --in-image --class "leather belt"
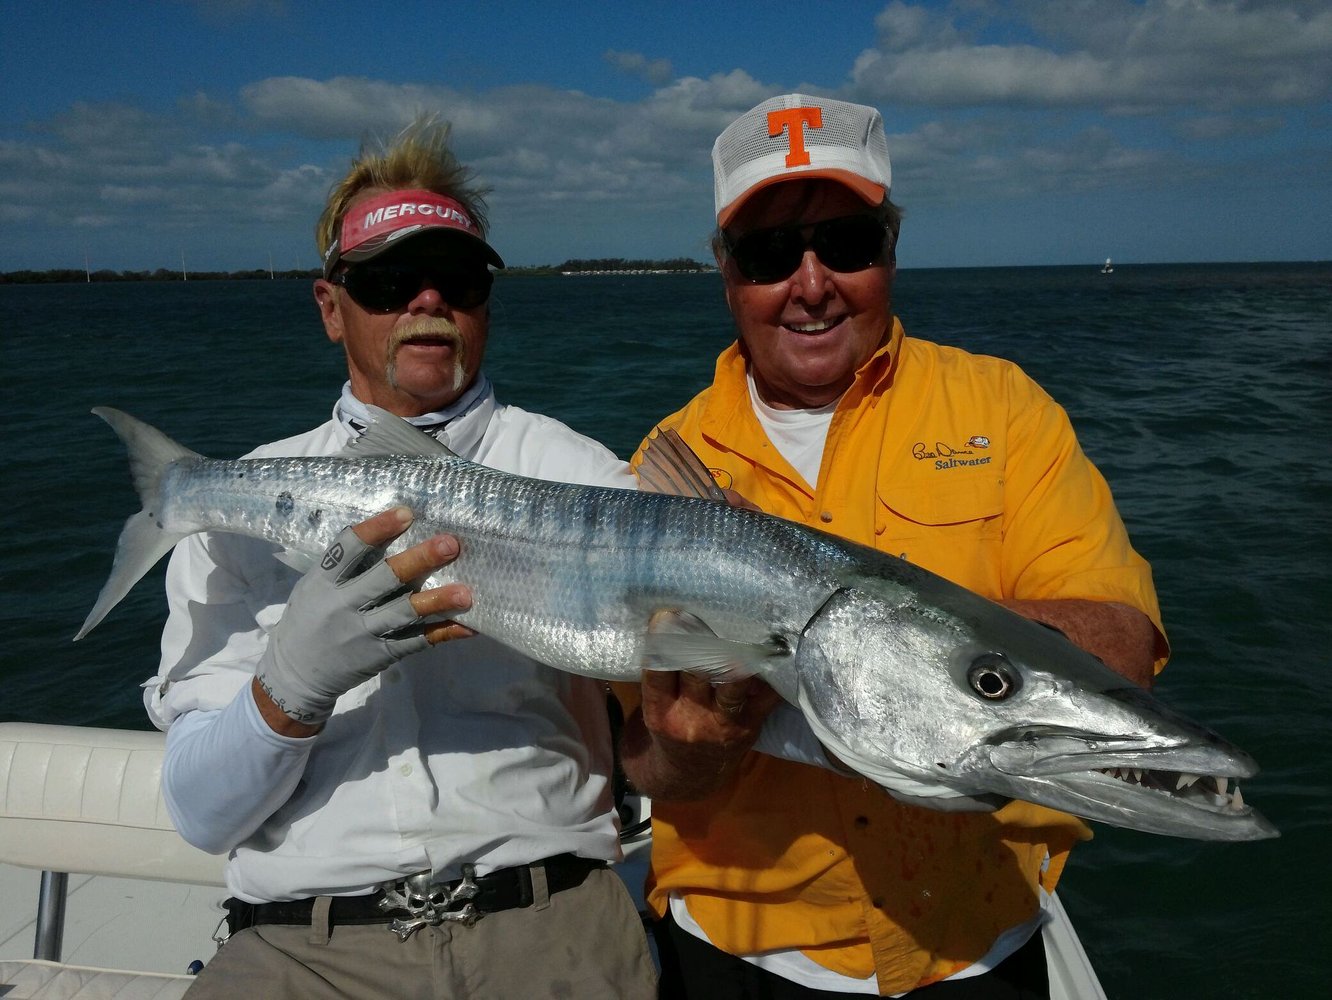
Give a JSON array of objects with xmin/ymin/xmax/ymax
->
[{"xmin": 225, "ymin": 854, "xmax": 605, "ymax": 940}]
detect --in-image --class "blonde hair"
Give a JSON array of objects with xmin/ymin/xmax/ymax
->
[{"xmin": 315, "ymin": 114, "xmax": 491, "ymax": 261}]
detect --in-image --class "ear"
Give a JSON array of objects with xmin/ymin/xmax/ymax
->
[
  {"xmin": 716, "ymin": 249, "xmax": 741, "ymax": 316},
  {"xmin": 313, "ymin": 279, "xmax": 343, "ymax": 345}
]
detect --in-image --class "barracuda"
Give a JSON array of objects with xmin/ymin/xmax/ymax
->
[{"xmin": 77, "ymin": 406, "xmax": 1277, "ymax": 842}]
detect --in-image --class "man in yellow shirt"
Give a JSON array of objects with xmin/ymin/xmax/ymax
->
[{"xmin": 618, "ymin": 94, "xmax": 1168, "ymax": 998}]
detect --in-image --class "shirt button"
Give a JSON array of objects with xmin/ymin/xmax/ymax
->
[
  {"xmin": 399, "ymin": 764, "xmax": 413, "ymax": 776},
  {"xmin": 853, "ymin": 815, "xmax": 870, "ymax": 828},
  {"xmin": 820, "ymin": 511, "xmax": 833, "ymax": 523}
]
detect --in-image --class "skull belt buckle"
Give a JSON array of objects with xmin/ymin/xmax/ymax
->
[{"xmin": 378, "ymin": 865, "xmax": 482, "ymax": 941}]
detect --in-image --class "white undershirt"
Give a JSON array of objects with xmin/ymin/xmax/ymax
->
[{"xmin": 746, "ymin": 371, "xmax": 838, "ymax": 489}]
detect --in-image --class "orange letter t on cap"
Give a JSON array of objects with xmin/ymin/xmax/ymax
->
[{"xmin": 767, "ymin": 107, "xmax": 823, "ymax": 167}]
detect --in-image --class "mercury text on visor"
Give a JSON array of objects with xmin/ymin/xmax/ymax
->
[{"xmin": 361, "ymin": 201, "xmax": 475, "ymax": 231}]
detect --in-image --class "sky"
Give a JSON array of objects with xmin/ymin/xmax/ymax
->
[{"xmin": 1, "ymin": 0, "xmax": 1329, "ymax": 271}]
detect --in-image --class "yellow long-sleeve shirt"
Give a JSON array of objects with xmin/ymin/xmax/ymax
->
[{"xmin": 623, "ymin": 318, "xmax": 1166, "ymax": 994}]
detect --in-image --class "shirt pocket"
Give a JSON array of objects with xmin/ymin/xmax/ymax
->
[{"xmin": 875, "ymin": 476, "xmax": 1005, "ymax": 593}]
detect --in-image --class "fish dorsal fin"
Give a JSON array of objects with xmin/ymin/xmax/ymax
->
[
  {"xmin": 346, "ymin": 405, "xmax": 459, "ymax": 459},
  {"xmin": 635, "ymin": 428, "xmax": 727, "ymax": 502},
  {"xmin": 642, "ymin": 609, "xmax": 788, "ymax": 683}
]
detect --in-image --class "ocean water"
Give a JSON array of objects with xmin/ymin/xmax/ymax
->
[{"xmin": 2, "ymin": 264, "xmax": 1329, "ymax": 998}]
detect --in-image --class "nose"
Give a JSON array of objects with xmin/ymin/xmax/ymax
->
[
  {"xmin": 406, "ymin": 279, "xmax": 451, "ymax": 316},
  {"xmin": 790, "ymin": 249, "xmax": 833, "ymax": 304}
]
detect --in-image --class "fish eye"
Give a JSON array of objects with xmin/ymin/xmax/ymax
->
[{"xmin": 968, "ymin": 653, "xmax": 1019, "ymax": 700}]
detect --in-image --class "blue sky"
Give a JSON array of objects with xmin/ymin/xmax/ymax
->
[{"xmin": 2, "ymin": 0, "xmax": 1328, "ymax": 271}]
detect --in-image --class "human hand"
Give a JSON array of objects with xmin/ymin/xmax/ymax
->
[
  {"xmin": 623, "ymin": 670, "xmax": 782, "ymax": 800},
  {"xmin": 640, "ymin": 670, "xmax": 780, "ymax": 743},
  {"xmin": 721, "ymin": 488, "xmax": 761, "ymax": 512},
  {"xmin": 253, "ymin": 506, "xmax": 472, "ymax": 732}
]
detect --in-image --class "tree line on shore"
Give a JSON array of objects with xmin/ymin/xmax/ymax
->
[
  {"xmin": 545, "ymin": 257, "xmax": 712, "ymax": 274},
  {"xmin": 1, "ymin": 257, "xmax": 713, "ymax": 285},
  {"xmin": 0, "ymin": 267, "xmax": 318, "ymax": 285}
]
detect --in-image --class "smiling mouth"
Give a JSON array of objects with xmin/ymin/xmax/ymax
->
[{"xmin": 787, "ymin": 318, "xmax": 841, "ymax": 334}]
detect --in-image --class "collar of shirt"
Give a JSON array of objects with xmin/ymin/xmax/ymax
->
[{"xmin": 334, "ymin": 375, "xmax": 497, "ymax": 458}]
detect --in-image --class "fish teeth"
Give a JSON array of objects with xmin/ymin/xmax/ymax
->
[
  {"xmin": 1176, "ymin": 773, "xmax": 1200, "ymax": 790},
  {"xmin": 1231, "ymin": 785, "xmax": 1245, "ymax": 811},
  {"xmin": 1216, "ymin": 776, "xmax": 1229, "ymax": 796}
]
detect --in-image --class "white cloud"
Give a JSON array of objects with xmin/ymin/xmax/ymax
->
[
  {"xmin": 1174, "ymin": 114, "xmax": 1285, "ymax": 140},
  {"xmin": 239, "ymin": 76, "xmax": 472, "ymax": 139},
  {"xmin": 873, "ymin": 0, "xmax": 965, "ymax": 51},
  {"xmin": 851, "ymin": 0, "xmax": 1332, "ymax": 111},
  {"xmin": 855, "ymin": 44, "xmax": 1114, "ymax": 107},
  {"xmin": 604, "ymin": 50, "xmax": 674, "ymax": 87}
]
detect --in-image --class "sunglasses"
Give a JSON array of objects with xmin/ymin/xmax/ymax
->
[
  {"xmin": 331, "ymin": 262, "xmax": 494, "ymax": 312},
  {"xmin": 724, "ymin": 214, "xmax": 891, "ymax": 284}
]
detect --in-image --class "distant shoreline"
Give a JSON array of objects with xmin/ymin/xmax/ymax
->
[
  {"xmin": 4, "ymin": 259, "xmax": 1323, "ymax": 285},
  {"xmin": 0, "ymin": 258, "xmax": 715, "ymax": 285}
]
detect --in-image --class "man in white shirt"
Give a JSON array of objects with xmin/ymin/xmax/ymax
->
[{"xmin": 146, "ymin": 115, "xmax": 657, "ymax": 999}]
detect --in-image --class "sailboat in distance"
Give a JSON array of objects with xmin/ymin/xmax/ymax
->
[{"xmin": 1101, "ymin": 257, "xmax": 1114, "ymax": 274}]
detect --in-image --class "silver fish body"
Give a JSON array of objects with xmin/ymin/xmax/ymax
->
[{"xmin": 79, "ymin": 407, "xmax": 1277, "ymax": 842}]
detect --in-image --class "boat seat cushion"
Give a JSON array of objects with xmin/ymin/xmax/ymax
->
[{"xmin": 0, "ymin": 959, "xmax": 192, "ymax": 999}]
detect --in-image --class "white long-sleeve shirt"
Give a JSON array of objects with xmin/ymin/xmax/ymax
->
[{"xmin": 144, "ymin": 380, "xmax": 636, "ymax": 903}]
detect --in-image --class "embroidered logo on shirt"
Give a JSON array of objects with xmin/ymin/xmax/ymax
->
[{"xmin": 912, "ymin": 439, "xmax": 993, "ymax": 471}]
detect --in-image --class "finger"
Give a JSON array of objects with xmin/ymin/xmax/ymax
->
[
  {"xmin": 317, "ymin": 524, "xmax": 378, "ymax": 584},
  {"xmin": 358, "ymin": 584, "xmax": 424, "ymax": 636},
  {"xmin": 721, "ymin": 488, "xmax": 762, "ymax": 513},
  {"xmin": 641, "ymin": 669, "xmax": 681, "ymax": 697},
  {"xmin": 410, "ymin": 582, "xmax": 472, "ymax": 619},
  {"xmin": 677, "ymin": 671, "xmax": 716, "ymax": 703},
  {"xmin": 713, "ymin": 685, "xmax": 748, "ymax": 716},
  {"xmin": 386, "ymin": 533, "xmax": 461, "ymax": 585},
  {"xmin": 424, "ymin": 621, "xmax": 477, "ymax": 645},
  {"xmin": 351, "ymin": 505, "xmax": 415, "ymax": 548}
]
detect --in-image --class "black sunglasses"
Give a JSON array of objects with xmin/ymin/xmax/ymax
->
[
  {"xmin": 331, "ymin": 262, "xmax": 494, "ymax": 312},
  {"xmin": 724, "ymin": 214, "xmax": 891, "ymax": 284}
]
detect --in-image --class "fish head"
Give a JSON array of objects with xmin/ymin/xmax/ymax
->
[{"xmin": 793, "ymin": 584, "xmax": 1278, "ymax": 841}]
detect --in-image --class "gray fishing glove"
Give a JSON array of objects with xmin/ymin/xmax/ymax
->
[{"xmin": 254, "ymin": 524, "xmax": 431, "ymax": 726}]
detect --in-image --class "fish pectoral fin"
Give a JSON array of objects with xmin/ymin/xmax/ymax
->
[
  {"xmin": 634, "ymin": 428, "xmax": 727, "ymax": 502},
  {"xmin": 347, "ymin": 406, "xmax": 459, "ymax": 459},
  {"xmin": 646, "ymin": 609, "xmax": 715, "ymax": 635},
  {"xmin": 642, "ymin": 609, "xmax": 784, "ymax": 683}
]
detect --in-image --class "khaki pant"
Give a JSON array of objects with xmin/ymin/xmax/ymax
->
[{"xmin": 186, "ymin": 868, "xmax": 657, "ymax": 1000}]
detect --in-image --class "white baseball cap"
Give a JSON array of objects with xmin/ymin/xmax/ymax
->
[{"xmin": 712, "ymin": 94, "xmax": 892, "ymax": 227}]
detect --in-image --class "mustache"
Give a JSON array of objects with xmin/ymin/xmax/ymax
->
[
  {"xmin": 389, "ymin": 317, "xmax": 463, "ymax": 352},
  {"xmin": 385, "ymin": 317, "xmax": 469, "ymax": 394}
]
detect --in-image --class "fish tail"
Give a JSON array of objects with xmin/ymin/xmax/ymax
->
[{"xmin": 74, "ymin": 407, "xmax": 201, "ymax": 641}]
